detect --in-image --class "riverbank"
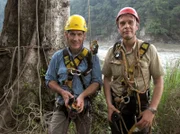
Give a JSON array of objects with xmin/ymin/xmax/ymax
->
[
  {"xmin": 85, "ymin": 40, "xmax": 180, "ymax": 67},
  {"xmin": 154, "ymin": 42, "xmax": 180, "ymax": 52},
  {"xmin": 85, "ymin": 40, "xmax": 180, "ymax": 52}
]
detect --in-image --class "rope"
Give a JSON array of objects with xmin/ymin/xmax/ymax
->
[
  {"xmin": 113, "ymin": 42, "xmax": 151, "ymax": 133},
  {"xmin": 0, "ymin": 0, "xmax": 50, "ymax": 133},
  {"xmin": 88, "ymin": 0, "xmax": 91, "ymax": 43},
  {"xmin": 0, "ymin": 45, "xmax": 51, "ymax": 50},
  {"xmin": 35, "ymin": 0, "xmax": 44, "ymax": 130},
  {"xmin": 42, "ymin": 0, "xmax": 49, "ymax": 67},
  {"xmin": 17, "ymin": 0, "xmax": 21, "ymax": 108}
]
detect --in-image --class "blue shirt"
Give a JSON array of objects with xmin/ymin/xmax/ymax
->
[{"xmin": 45, "ymin": 46, "xmax": 102, "ymax": 104}]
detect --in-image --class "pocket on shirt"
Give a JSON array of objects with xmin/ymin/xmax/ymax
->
[
  {"xmin": 139, "ymin": 60, "xmax": 149, "ymax": 76},
  {"xmin": 111, "ymin": 63, "xmax": 123, "ymax": 78},
  {"xmin": 82, "ymin": 72, "xmax": 92, "ymax": 86}
]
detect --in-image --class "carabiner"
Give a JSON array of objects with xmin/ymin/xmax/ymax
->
[
  {"xmin": 123, "ymin": 96, "xmax": 130, "ymax": 104},
  {"xmin": 69, "ymin": 68, "xmax": 81, "ymax": 76}
]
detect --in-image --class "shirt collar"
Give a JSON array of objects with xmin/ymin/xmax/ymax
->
[
  {"xmin": 67, "ymin": 45, "xmax": 84, "ymax": 58},
  {"xmin": 121, "ymin": 41, "xmax": 137, "ymax": 54}
]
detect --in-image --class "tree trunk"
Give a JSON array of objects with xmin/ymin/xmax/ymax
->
[{"xmin": 0, "ymin": 0, "xmax": 69, "ymax": 133}]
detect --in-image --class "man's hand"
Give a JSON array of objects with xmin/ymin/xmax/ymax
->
[
  {"xmin": 76, "ymin": 95, "xmax": 84, "ymax": 113},
  {"xmin": 135, "ymin": 109, "xmax": 155, "ymax": 129},
  {"xmin": 61, "ymin": 90, "xmax": 74, "ymax": 107},
  {"xmin": 108, "ymin": 104, "xmax": 120, "ymax": 122}
]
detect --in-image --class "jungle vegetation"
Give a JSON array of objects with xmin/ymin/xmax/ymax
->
[
  {"xmin": 0, "ymin": 0, "xmax": 180, "ymax": 133},
  {"xmin": 1, "ymin": 0, "xmax": 180, "ymax": 43},
  {"xmin": 70, "ymin": 0, "xmax": 180, "ymax": 43}
]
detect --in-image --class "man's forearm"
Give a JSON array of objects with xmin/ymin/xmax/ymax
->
[
  {"xmin": 149, "ymin": 76, "xmax": 164, "ymax": 109},
  {"xmin": 103, "ymin": 76, "xmax": 113, "ymax": 106},
  {"xmin": 48, "ymin": 80, "xmax": 64, "ymax": 95},
  {"xmin": 79, "ymin": 82, "xmax": 100, "ymax": 99}
]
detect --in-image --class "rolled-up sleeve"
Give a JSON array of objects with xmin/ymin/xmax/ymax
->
[
  {"xmin": 102, "ymin": 47, "xmax": 113, "ymax": 77},
  {"xmin": 45, "ymin": 53, "xmax": 59, "ymax": 86},
  {"xmin": 91, "ymin": 55, "xmax": 102, "ymax": 85}
]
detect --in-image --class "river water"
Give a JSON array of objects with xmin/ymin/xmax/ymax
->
[{"xmin": 97, "ymin": 45, "xmax": 180, "ymax": 69}]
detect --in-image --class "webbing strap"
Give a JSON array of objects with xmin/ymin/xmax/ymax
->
[
  {"xmin": 63, "ymin": 48, "xmax": 92, "ymax": 89},
  {"xmin": 139, "ymin": 42, "xmax": 150, "ymax": 58},
  {"xmin": 112, "ymin": 41, "xmax": 151, "ymax": 132},
  {"xmin": 113, "ymin": 41, "xmax": 150, "ymax": 60},
  {"xmin": 64, "ymin": 48, "xmax": 89, "ymax": 68}
]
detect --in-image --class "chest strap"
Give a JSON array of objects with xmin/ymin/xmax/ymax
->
[
  {"xmin": 139, "ymin": 42, "xmax": 150, "ymax": 58},
  {"xmin": 63, "ymin": 48, "xmax": 92, "ymax": 89},
  {"xmin": 113, "ymin": 40, "xmax": 150, "ymax": 60}
]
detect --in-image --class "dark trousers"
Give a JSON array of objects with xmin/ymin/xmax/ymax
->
[
  {"xmin": 110, "ymin": 113, "xmax": 150, "ymax": 134},
  {"xmin": 110, "ymin": 91, "xmax": 151, "ymax": 134}
]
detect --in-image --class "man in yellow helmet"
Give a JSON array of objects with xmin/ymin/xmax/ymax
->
[
  {"xmin": 102, "ymin": 7, "xmax": 164, "ymax": 134},
  {"xmin": 45, "ymin": 14, "xmax": 102, "ymax": 134}
]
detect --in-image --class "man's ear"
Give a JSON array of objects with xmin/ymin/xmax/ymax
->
[
  {"xmin": 136, "ymin": 22, "xmax": 139, "ymax": 31},
  {"xmin": 117, "ymin": 28, "xmax": 121, "ymax": 33},
  {"xmin": 64, "ymin": 31, "xmax": 68, "ymax": 45},
  {"xmin": 64, "ymin": 31, "xmax": 68, "ymax": 37},
  {"xmin": 84, "ymin": 32, "xmax": 86, "ymax": 39}
]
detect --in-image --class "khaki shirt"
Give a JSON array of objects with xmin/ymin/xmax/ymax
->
[{"xmin": 102, "ymin": 39, "xmax": 164, "ymax": 96}]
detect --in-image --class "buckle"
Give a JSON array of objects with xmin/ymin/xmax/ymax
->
[
  {"xmin": 68, "ymin": 68, "xmax": 81, "ymax": 76},
  {"xmin": 114, "ymin": 95, "xmax": 130, "ymax": 104}
]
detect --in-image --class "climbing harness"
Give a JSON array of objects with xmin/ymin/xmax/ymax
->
[
  {"xmin": 63, "ymin": 47, "xmax": 92, "ymax": 89},
  {"xmin": 62, "ymin": 47, "xmax": 92, "ymax": 119},
  {"xmin": 66, "ymin": 97, "xmax": 80, "ymax": 119},
  {"xmin": 112, "ymin": 40, "xmax": 151, "ymax": 133},
  {"xmin": 64, "ymin": 47, "xmax": 92, "ymax": 75}
]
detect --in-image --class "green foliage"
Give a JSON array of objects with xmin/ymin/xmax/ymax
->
[
  {"xmin": 91, "ymin": 90, "xmax": 110, "ymax": 134},
  {"xmin": 40, "ymin": 68, "xmax": 46, "ymax": 77},
  {"xmin": 154, "ymin": 59, "xmax": 180, "ymax": 133},
  {"xmin": 146, "ymin": 18, "xmax": 168, "ymax": 35},
  {"xmin": 160, "ymin": 60, "xmax": 180, "ymax": 105},
  {"xmin": 70, "ymin": 0, "xmax": 180, "ymax": 42}
]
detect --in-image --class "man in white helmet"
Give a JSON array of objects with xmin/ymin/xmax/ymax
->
[{"xmin": 45, "ymin": 14, "xmax": 102, "ymax": 134}]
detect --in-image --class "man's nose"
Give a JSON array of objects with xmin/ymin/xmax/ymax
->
[
  {"xmin": 124, "ymin": 22, "xmax": 130, "ymax": 28},
  {"xmin": 73, "ymin": 34, "xmax": 79, "ymax": 41}
]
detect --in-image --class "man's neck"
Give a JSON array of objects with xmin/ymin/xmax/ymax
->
[
  {"xmin": 123, "ymin": 37, "xmax": 137, "ymax": 52},
  {"xmin": 69, "ymin": 47, "xmax": 83, "ymax": 57}
]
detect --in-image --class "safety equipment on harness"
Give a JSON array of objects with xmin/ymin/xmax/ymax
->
[
  {"xmin": 64, "ymin": 14, "xmax": 88, "ymax": 32},
  {"xmin": 68, "ymin": 68, "xmax": 81, "ymax": 76},
  {"xmin": 128, "ymin": 124, "xmax": 140, "ymax": 134},
  {"xmin": 63, "ymin": 47, "xmax": 92, "ymax": 89},
  {"xmin": 111, "ymin": 112, "xmax": 142, "ymax": 134},
  {"xmin": 113, "ymin": 40, "xmax": 150, "ymax": 66},
  {"xmin": 67, "ymin": 97, "xmax": 79, "ymax": 119},
  {"xmin": 116, "ymin": 7, "xmax": 139, "ymax": 23},
  {"xmin": 113, "ymin": 40, "xmax": 150, "ymax": 64},
  {"xmin": 111, "ymin": 111, "xmax": 121, "ymax": 132},
  {"xmin": 113, "ymin": 41, "xmax": 122, "ymax": 60},
  {"xmin": 139, "ymin": 42, "xmax": 150, "ymax": 58},
  {"xmin": 112, "ymin": 40, "xmax": 151, "ymax": 133},
  {"xmin": 90, "ymin": 40, "xmax": 99, "ymax": 55},
  {"xmin": 61, "ymin": 48, "xmax": 93, "ymax": 119}
]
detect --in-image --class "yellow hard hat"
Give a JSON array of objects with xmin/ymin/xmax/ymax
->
[{"xmin": 64, "ymin": 14, "xmax": 88, "ymax": 32}]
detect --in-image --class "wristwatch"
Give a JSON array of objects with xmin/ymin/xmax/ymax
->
[{"xmin": 147, "ymin": 107, "xmax": 157, "ymax": 114}]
